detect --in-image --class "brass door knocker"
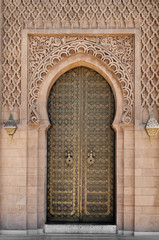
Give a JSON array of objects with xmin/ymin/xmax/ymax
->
[
  {"xmin": 87, "ymin": 151, "xmax": 95, "ymax": 165},
  {"xmin": 66, "ymin": 151, "xmax": 73, "ymax": 165}
]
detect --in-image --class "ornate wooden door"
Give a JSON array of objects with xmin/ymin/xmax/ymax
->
[{"xmin": 47, "ymin": 67, "xmax": 115, "ymax": 223}]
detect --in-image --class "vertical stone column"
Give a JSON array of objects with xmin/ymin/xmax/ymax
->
[
  {"xmin": 26, "ymin": 124, "xmax": 48, "ymax": 233},
  {"xmin": 37, "ymin": 125, "xmax": 48, "ymax": 229},
  {"xmin": 123, "ymin": 125, "xmax": 135, "ymax": 234},
  {"xmin": 27, "ymin": 125, "xmax": 38, "ymax": 232},
  {"xmin": 115, "ymin": 125, "xmax": 124, "ymax": 233},
  {"xmin": 115, "ymin": 124, "xmax": 135, "ymax": 234}
]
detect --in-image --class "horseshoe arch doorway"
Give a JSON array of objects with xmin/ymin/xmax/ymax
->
[{"xmin": 47, "ymin": 66, "xmax": 115, "ymax": 224}]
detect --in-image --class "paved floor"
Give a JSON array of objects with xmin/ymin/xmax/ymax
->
[{"xmin": 0, "ymin": 234, "xmax": 159, "ymax": 240}]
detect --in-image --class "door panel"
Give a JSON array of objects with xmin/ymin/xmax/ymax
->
[
  {"xmin": 47, "ymin": 67, "xmax": 115, "ymax": 223},
  {"xmin": 47, "ymin": 68, "xmax": 80, "ymax": 222},
  {"xmin": 81, "ymin": 68, "xmax": 115, "ymax": 222}
]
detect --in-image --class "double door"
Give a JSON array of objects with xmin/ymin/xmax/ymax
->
[{"xmin": 47, "ymin": 67, "xmax": 115, "ymax": 223}]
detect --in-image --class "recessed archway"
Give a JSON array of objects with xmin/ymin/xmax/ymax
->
[{"xmin": 32, "ymin": 53, "xmax": 125, "ymax": 232}]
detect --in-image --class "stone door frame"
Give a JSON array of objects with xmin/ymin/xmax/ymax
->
[{"xmin": 21, "ymin": 29, "xmax": 141, "ymax": 233}]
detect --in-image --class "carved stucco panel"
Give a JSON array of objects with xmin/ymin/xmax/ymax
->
[
  {"xmin": 28, "ymin": 35, "xmax": 134, "ymax": 125},
  {"xmin": 2, "ymin": 0, "xmax": 158, "ymax": 122}
]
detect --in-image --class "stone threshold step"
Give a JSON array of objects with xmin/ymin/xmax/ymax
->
[{"xmin": 45, "ymin": 224, "xmax": 116, "ymax": 234}]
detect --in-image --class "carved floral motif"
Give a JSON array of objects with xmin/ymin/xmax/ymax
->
[{"xmin": 28, "ymin": 35, "xmax": 134, "ymax": 124}]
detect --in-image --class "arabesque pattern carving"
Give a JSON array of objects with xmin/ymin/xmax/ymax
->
[
  {"xmin": 2, "ymin": 0, "xmax": 159, "ymax": 122},
  {"xmin": 28, "ymin": 35, "xmax": 134, "ymax": 124}
]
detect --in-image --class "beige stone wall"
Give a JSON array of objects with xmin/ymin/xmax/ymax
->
[
  {"xmin": 1, "ymin": 125, "xmax": 159, "ymax": 233},
  {"xmin": 135, "ymin": 130, "xmax": 159, "ymax": 232},
  {"xmin": 0, "ymin": 127, "xmax": 27, "ymax": 230},
  {"xmin": 0, "ymin": 0, "xmax": 159, "ymax": 235}
]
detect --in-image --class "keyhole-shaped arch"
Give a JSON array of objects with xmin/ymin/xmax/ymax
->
[{"xmin": 38, "ymin": 53, "xmax": 123, "ymax": 130}]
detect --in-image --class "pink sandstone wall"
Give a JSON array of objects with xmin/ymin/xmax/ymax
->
[{"xmin": 0, "ymin": 0, "xmax": 159, "ymax": 235}]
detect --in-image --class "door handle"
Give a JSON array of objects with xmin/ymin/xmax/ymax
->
[
  {"xmin": 66, "ymin": 151, "xmax": 73, "ymax": 165},
  {"xmin": 87, "ymin": 151, "xmax": 95, "ymax": 165}
]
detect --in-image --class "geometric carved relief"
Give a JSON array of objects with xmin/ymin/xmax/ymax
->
[
  {"xmin": 2, "ymin": 0, "xmax": 159, "ymax": 122},
  {"xmin": 28, "ymin": 35, "xmax": 134, "ymax": 124}
]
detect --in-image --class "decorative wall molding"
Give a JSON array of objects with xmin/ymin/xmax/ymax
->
[
  {"xmin": 2, "ymin": 0, "xmax": 158, "ymax": 122},
  {"xmin": 28, "ymin": 34, "xmax": 134, "ymax": 125}
]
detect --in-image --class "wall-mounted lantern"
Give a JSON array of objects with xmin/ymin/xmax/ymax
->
[
  {"xmin": 146, "ymin": 113, "xmax": 159, "ymax": 144},
  {"xmin": 4, "ymin": 113, "xmax": 17, "ymax": 143}
]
